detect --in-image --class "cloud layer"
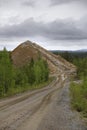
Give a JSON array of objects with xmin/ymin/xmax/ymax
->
[
  {"xmin": 0, "ymin": 18, "xmax": 87, "ymax": 41},
  {"xmin": 0, "ymin": 0, "xmax": 87, "ymax": 50},
  {"xmin": 50, "ymin": 0, "xmax": 87, "ymax": 5}
]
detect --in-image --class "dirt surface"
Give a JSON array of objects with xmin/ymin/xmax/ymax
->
[{"xmin": 0, "ymin": 77, "xmax": 87, "ymax": 130}]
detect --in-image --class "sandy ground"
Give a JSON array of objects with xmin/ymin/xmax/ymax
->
[{"xmin": 0, "ymin": 78, "xmax": 87, "ymax": 130}]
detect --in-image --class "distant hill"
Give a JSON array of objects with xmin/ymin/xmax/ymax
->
[
  {"xmin": 50, "ymin": 49, "xmax": 87, "ymax": 59},
  {"xmin": 50, "ymin": 49, "xmax": 87, "ymax": 53},
  {"xmin": 75, "ymin": 49, "xmax": 87, "ymax": 52},
  {"xmin": 11, "ymin": 40, "xmax": 76, "ymax": 77}
]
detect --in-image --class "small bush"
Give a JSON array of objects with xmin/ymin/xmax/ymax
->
[{"xmin": 70, "ymin": 79, "xmax": 87, "ymax": 117}]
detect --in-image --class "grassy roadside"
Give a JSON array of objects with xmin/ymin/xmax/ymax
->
[
  {"xmin": 1, "ymin": 77, "xmax": 54, "ymax": 98},
  {"xmin": 70, "ymin": 78, "xmax": 87, "ymax": 118}
]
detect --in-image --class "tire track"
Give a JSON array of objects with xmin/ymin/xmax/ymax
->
[
  {"xmin": 0, "ymin": 78, "xmax": 57, "ymax": 111},
  {"xmin": 0, "ymin": 78, "xmax": 63, "ymax": 130}
]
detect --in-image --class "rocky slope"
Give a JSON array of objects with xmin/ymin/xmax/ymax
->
[{"xmin": 11, "ymin": 40, "xmax": 76, "ymax": 78}]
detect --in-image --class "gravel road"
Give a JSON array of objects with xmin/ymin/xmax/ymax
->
[{"xmin": 0, "ymin": 77, "xmax": 87, "ymax": 130}]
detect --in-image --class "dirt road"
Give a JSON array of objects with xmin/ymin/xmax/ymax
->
[{"xmin": 0, "ymin": 77, "xmax": 87, "ymax": 130}]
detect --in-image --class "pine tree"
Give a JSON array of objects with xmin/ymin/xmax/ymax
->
[{"xmin": 0, "ymin": 48, "xmax": 14, "ymax": 95}]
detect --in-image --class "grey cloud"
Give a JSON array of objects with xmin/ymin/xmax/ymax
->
[
  {"xmin": 0, "ymin": 0, "xmax": 10, "ymax": 7},
  {"xmin": 50, "ymin": 0, "xmax": 87, "ymax": 6},
  {"xmin": 0, "ymin": 18, "xmax": 87, "ymax": 41},
  {"xmin": 0, "ymin": 18, "xmax": 43, "ymax": 38},
  {"xmin": 22, "ymin": 0, "xmax": 35, "ymax": 7},
  {"xmin": 0, "ymin": 0, "xmax": 35, "ymax": 7},
  {"xmin": 50, "ymin": 0, "xmax": 74, "ymax": 5},
  {"xmin": 46, "ymin": 21, "xmax": 87, "ymax": 40},
  {"xmin": 0, "ymin": 0, "xmax": 20, "ymax": 8}
]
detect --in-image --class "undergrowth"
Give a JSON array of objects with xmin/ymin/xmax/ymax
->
[
  {"xmin": 70, "ymin": 77, "xmax": 87, "ymax": 117},
  {"xmin": 1, "ymin": 77, "xmax": 54, "ymax": 98}
]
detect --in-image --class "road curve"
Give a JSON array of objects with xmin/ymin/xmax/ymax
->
[{"xmin": 0, "ymin": 77, "xmax": 87, "ymax": 130}]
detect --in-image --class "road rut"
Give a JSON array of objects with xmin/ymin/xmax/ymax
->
[{"xmin": 0, "ymin": 77, "xmax": 87, "ymax": 130}]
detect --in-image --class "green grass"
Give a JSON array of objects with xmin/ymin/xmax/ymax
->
[{"xmin": 70, "ymin": 78, "xmax": 87, "ymax": 117}]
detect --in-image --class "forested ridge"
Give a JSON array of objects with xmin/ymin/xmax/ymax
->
[
  {"xmin": 0, "ymin": 48, "xmax": 49, "ymax": 97},
  {"xmin": 52, "ymin": 51, "xmax": 87, "ymax": 77}
]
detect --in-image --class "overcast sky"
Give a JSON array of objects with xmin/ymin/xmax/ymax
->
[{"xmin": 0, "ymin": 0, "xmax": 87, "ymax": 50}]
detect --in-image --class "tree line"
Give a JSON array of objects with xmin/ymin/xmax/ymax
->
[
  {"xmin": 53, "ymin": 51, "xmax": 87, "ymax": 78},
  {"xmin": 0, "ymin": 48, "xmax": 49, "ymax": 97}
]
